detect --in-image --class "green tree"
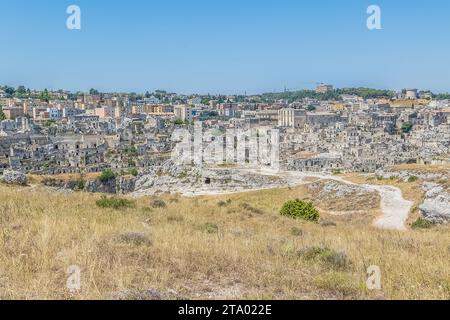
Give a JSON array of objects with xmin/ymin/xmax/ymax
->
[
  {"xmin": 99, "ymin": 169, "xmax": 116, "ymax": 183},
  {"xmin": 89, "ymin": 88, "xmax": 99, "ymax": 95},
  {"xmin": 401, "ymin": 122, "xmax": 413, "ymax": 134},
  {"xmin": 3, "ymin": 86, "xmax": 15, "ymax": 96},
  {"xmin": 39, "ymin": 89, "xmax": 50, "ymax": 102},
  {"xmin": 16, "ymin": 85, "xmax": 27, "ymax": 97},
  {"xmin": 0, "ymin": 105, "xmax": 6, "ymax": 121}
]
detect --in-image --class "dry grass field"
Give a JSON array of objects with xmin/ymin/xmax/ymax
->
[{"xmin": 1, "ymin": 181, "xmax": 450, "ymax": 300}]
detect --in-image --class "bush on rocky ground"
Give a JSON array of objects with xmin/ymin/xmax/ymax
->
[{"xmin": 280, "ymin": 199, "xmax": 320, "ymax": 222}]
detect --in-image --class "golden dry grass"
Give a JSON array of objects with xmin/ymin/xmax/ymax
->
[{"xmin": 1, "ymin": 183, "xmax": 450, "ymax": 300}]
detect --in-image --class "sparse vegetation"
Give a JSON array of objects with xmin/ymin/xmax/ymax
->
[
  {"xmin": 314, "ymin": 272, "xmax": 359, "ymax": 297},
  {"xmin": 298, "ymin": 246, "xmax": 348, "ymax": 270},
  {"xmin": 241, "ymin": 203, "xmax": 264, "ymax": 215},
  {"xmin": 178, "ymin": 171, "xmax": 188, "ymax": 179},
  {"xmin": 200, "ymin": 222, "xmax": 219, "ymax": 234},
  {"xmin": 401, "ymin": 122, "xmax": 413, "ymax": 134},
  {"xmin": 290, "ymin": 227, "xmax": 303, "ymax": 236},
  {"xmin": 116, "ymin": 232, "xmax": 151, "ymax": 246},
  {"xmin": 129, "ymin": 168, "xmax": 139, "ymax": 177},
  {"xmin": 96, "ymin": 196, "xmax": 135, "ymax": 209},
  {"xmin": 218, "ymin": 199, "xmax": 232, "ymax": 207},
  {"xmin": 75, "ymin": 179, "xmax": 85, "ymax": 191},
  {"xmin": 412, "ymin": 217, "xmax": 434, "ymax": 230},
  {"xmin": 151, "ymin": 199, "xmax": 167, "ymax": 208}
]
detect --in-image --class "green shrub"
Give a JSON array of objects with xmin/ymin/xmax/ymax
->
[
  {"xmin": 408, "ymin": 176, "xmax": 419, "ymax": 183},
  {"xmin": 280, "ymin": 199, "xmax": 320, "ymax": 222},
  {"xmin": 401, "ymin": 122, "xmax": 413, "ymax": 134},
  {"xmin": 96, "ymin": 196, "xmax": 135, "ymax": 210},
  {"xmin": 74, "ymin": 179, "xmax": 85, "ymax": 191},
  {"xmin": 411, "ymin": 217, "xmax": 434, "ymax": 230},
  {"xmin": 99, "ymin": 169, "xmax": 116, "ymax": 182},
  {"xmin": 178, "ymin": 171, "xmax": 188, "ymax": 179},
  {"xmin": 129, "ymin": 168, "xmax": 139, "ymax": 177},
  {"xmin": 124, "ymin": 146, "xmax": 138, "ymax": 157}
]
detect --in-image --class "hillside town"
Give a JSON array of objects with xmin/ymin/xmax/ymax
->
[{"xmin": 1, "ymin": 84, "xmax": 449, "ymax": 179}]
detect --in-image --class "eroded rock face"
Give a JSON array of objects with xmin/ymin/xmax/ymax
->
[
  {"xmin": 420, "ymin": 183, "xmax": 450, "ymax": 224},
  {"xmin": 2, "ymin": 169, "xmax": 27, "ymax": 186},
  {"xmin": 42, "ymin": 175, "xmax": 135, "ymax": 194},
  {"xmin": 85, "ymin": 176, "xmax": 136, "ymax": 194},
  {"xmin": 132, "ymin": 161, "xmax": 286, "ymax": 196}
]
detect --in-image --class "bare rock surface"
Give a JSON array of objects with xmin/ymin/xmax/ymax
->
[
  {"xmin": 2, "ymin": 169, "xmax": 27, "ymax": 185},
  {"xmin": 420, "ymin": 182, "xmax": 450, "ymax": 224}
]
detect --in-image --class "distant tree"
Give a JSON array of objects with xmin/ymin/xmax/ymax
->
[
  {"xmin": 99, "ymin": 169, "xmax": 116, "ymax": 183},
  {"xmin": 16, "ymin": 85, "xmax": 27, "ymax": 97},
  {"xmin": 433, "ymin": 93, "xmax": 450, "ymax": 100},
  {"xmin": 145, "ymin": 91, "xmax": 151, "ymax": 99},
  {"xmin": 0, "ymin": 105, "xmax": 6, "ymax": 121},
  {"xmin": 128, "ymin": 93, "xmax": 137, "ymax": 102},
  {"xmin": 67, "ymin": 93, "xmax": 78, "ymax": 101},
  {"xmin": 201, "ymin": 97, "xmax": 210, "ymax": 105},
  {"xmin": 307, "ymin": 105, "xmax": 316, "ymax": 112},
  {"xmin": 3, "ymin": 86, "xmax": 15, "ymax": 96},
  {"xmin": 401, "ymin": 122, "xmax": 413, "ymax": 134},
  {"xmin": 39, "ymin": 89, "xmax": 50, "ymax": 103},
  {"xmin": 43, "ymin": 119, "xmax": 56, "ymax": 127},
  {"xmin": 89, "ymin": 88, "xmax": 99, "ymax": 95}
]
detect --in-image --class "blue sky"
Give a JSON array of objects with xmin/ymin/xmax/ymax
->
[{"xmin": 1, "ymin": 0, "xmax": 450, "ymax": 94}]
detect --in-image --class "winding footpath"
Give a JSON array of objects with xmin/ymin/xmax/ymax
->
[
  {"xmin": 302, "ymin": 173, "xmax": 413, "ymax": 231},
  {"xmin": 188, "ymin": 168, "xmax": 414, "ymax": 231}
]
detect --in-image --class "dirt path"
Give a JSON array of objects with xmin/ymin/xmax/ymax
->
[
  {"xmin": 277, "ymin": 170, "xmax": 413, "ymax": 231},
  {"xmin": 186, "ymin": 168, "xmax": 413, "ymax": 231}
]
